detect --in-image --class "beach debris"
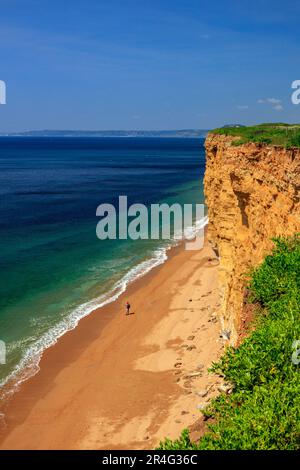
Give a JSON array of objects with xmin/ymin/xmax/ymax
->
[
  {"xmin": 187, "ymin": 335, "xmax": 195, "ymax": 341},
  {"xmin": 181, "ymin": 344, "xmax": 189, "ymax": 349},
  {"xmin": 220, "ymin": 329, "xmax": 231, "ymax": 340},
  {"xmin": 196, "ymin": 389, "xmax": 208, "ymax": 398},
  {"xmin": 186, "ymin": 345, "xmax": 196, "ymax": 351},
  {"xmin": 189, "ymin": 299, "xmax": 193, "ymax": 302},
  {"xmin": 181, "ymin": 410, "xmax": 189, "ymax": 415}
]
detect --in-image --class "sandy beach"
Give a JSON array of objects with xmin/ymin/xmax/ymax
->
[{"xmin": 0, "ymin": 236, "xmax": 223, "ymax": 450}]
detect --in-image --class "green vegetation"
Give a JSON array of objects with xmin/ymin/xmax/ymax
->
[
  {"xmin": 158, "ymin": 235, "xmax": 300, "ymax": 450},
  {"xmin": 211, "ymin": 123, "xmax": 300, "ymax": 148}
]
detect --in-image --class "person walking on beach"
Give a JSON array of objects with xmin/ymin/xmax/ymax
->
[{"xmin": 125, "ymin": 301, "xmax": 131, "ymax": 315}]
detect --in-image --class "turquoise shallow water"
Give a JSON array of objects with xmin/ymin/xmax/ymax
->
[{"xmin": 0, "ymin": 137, "xmax": 206, "ymax": 390}]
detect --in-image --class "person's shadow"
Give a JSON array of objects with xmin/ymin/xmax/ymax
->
[{"xmin": 126, "ymin": 311, "xmax": 135, "ymax": 315}]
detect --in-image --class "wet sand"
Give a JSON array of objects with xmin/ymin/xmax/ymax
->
[{"xmin": 0, "ymin": 237, "xmax": 223, "ymax": 449}]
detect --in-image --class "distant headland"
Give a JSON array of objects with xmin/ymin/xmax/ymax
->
[{"xmin": 0, "ymin": 129, "xmax": 209, "ymax": 138}]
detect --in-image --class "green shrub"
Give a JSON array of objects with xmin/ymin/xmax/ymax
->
[
  {"xmin": 158, "ymin": 235, "xmax": 300, "ymax": 450},
  {"xmin": 211, "ymin": 123, "xmax": 300, "ymax": 148}
]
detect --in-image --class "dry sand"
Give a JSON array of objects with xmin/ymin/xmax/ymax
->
[{"xmin": 0, "ymin": 237, "xmax": 224, "ymax": 450}]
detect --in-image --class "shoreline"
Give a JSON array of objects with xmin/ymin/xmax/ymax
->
[
  {"xmin": 0, "ymin": 217, "xmax": 208, "ymax": 400},
  {"xmin": 0, "ymin": 234, "xmax": 223, "ymax": 450}
]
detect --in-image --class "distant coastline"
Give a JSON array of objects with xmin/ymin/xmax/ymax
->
[{"xmin": 0, "ymin": 129, "xmax": 209, "ymax": 138}]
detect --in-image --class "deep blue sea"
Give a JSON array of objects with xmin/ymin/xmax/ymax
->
[{"xmin": 0, "ymin": 137, "xmax": 206, "ymax": 391}]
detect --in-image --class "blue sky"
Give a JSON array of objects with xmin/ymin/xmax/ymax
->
[{"xmin": 0, "ymin": 0, "xmax": 300, "ymax": 131}]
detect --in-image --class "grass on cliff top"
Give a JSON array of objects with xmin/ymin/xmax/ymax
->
[
  {"xmin": 211, "ymin": 123, "xmax": 300, "ymax": 148},
  {"xmin": 158, "ymin": 234, "xmax": 300, "ymax": 450}
]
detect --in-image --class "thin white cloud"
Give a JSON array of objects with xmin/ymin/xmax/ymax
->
[{"xmin": 257, "ymin": 97, "xmax": 283, "ymax": 111}]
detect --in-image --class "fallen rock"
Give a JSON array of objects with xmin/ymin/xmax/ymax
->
[
  {"xmin": 218, "ymin": 384, "xmax": 232, "ymax": 394},
  {"xmin": 220, "ymin": 329, "xmax": 231, "ymax": 340}
]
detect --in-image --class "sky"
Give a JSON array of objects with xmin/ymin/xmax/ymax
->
[{"xmin": 0, "ymin": 0, "xmax": 300, "ymax": 132}]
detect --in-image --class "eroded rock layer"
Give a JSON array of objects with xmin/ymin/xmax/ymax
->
[{"xmin": 204, "ymin": 133, "xmax": 300, "ymax": 343}]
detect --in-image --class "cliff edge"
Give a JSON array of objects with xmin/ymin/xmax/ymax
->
[{"xmin": 204, "ymin": 133, "xmax": 300, "ymax": 343}]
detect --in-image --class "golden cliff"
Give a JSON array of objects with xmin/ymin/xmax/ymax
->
[{"xmin": 204, "ymin": 133, "xmax": 300, "ymax": 344}]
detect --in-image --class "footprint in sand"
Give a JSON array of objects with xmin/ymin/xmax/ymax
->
[{"xmin": 174, "ymin": 362, "xmax": 182, "ymax": 368}]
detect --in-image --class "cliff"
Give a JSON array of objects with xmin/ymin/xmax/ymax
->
[{"xmin": 204, "ymin": 133, "xmax": 300, "ymax": 343}]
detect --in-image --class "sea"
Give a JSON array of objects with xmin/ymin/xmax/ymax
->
[{"xmin": 0, "ymin": 137, "xmax": 206, "ymax": 394}]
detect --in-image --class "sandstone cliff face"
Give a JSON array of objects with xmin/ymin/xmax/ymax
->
[{"xmin": 204, "ymin": 133, "xmax": 300, "ymax": 344}]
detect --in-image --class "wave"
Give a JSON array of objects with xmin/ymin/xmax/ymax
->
[{"xmin": 0, "ymin": 215, "xmax": 208, "ymax": 399}]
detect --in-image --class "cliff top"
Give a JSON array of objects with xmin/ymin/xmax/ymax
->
[{"xmin": 210, "ymin": 123, "xmax": 300, "ymax": 148}]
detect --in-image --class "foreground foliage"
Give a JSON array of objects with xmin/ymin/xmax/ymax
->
[
  {"xmin": 211, "ymin": 123, "xmax": 300, "ymax": 148},
  {"xmin": 158, "ymin": 235, "xmax": 300, "ymax": 450}
]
